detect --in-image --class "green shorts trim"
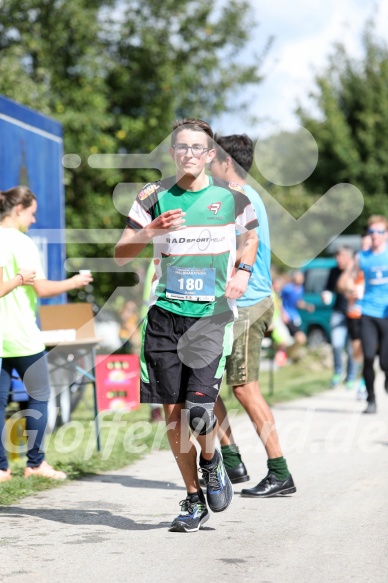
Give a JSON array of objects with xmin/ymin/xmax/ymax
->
[{"xmin": 226, "ymin": 296, "xmax": 274, "ymax": 386}]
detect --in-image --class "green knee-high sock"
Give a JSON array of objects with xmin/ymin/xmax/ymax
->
[
  {"xmin": 221, "ymin": 444, "xmax": 242, "ymax": 469},
  {"xmin": 267, "ymin": 457, "xmax": 290, "ymax": 481}
]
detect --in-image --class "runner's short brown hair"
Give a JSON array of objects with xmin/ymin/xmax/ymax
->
[
  {"xmin": 367, "ymin": 215, "xmax": 388, "ymax": 229},
  {"xmin": 171, "ymin": 119, "xmax": 214, "ymax": 147}
]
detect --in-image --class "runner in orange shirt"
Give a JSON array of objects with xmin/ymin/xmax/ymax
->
[{"xmin": 342, "ymin": 232, "xmax": 371, "ymax": 399}]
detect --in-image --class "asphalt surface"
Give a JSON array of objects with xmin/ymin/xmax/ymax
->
[{"xmin": 1, "ymin": 373, "xmax": 388, "ymax": 583}]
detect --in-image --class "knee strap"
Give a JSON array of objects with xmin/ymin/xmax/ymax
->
[{"xmin": 185, "ymin": 390, "xmax": 217, "ymax": 435}]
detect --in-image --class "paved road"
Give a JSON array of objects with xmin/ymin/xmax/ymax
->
[{"xmin": 1, "ymin": 374, "xmax": 388, "ymax": 583}]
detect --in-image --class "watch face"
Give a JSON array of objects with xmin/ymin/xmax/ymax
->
[{"xmin": 240, "ymin": 263, "xmax": 253, "ymax": 272}]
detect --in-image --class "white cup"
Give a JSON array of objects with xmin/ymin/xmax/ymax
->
[
  {"xmin": 79, "ymin": 270, "xmax": 91, "ymax": 275},
  {"xmin": 322, "ymin": 291, "xmax": 333, "ymax": 305}
]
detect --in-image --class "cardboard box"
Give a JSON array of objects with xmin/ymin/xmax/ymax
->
[{"xmin": 39, "ymin": 303, "xmax": 98, "ymax": 344}]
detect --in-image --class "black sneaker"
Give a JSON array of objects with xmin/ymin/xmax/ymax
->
[
  {"xmin": 200, "ymin": 449, "xmax": 233, "ymax": 513},
  {"xmin": 241, "ymin": 472, "xmax": 296, "ymax": 498},
  {"xmin": 169, "ymin": 491, "xmax": 209, "ymax": 533},
  {"xmin": 363, "ymin": 401, "xmax": 377, "ymax": 414},
  {"xmin": 385, "ymin": 376, "xmax": 388, "ymax": 394}
]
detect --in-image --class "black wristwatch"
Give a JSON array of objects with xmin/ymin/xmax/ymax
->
[{"xmin": 237, "ymin": 263, "xmax": 253, "ymax": 277}]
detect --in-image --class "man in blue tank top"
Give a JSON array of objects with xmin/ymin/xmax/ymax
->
[{"xmin": 341, "ymin": 215, "xmax": 388, "ymax": 413}]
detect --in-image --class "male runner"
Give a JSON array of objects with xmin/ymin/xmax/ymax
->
[
  {"xmin": 115, "ymin": 119, "xmax": 258, "ymax": 531},
  {"xmin": 209, "ymin": 133, "xmax": 296, "ymax": 497},
  {"xmin": 339, "ymin": 215, "xmax": 388, "ymax": 414}
]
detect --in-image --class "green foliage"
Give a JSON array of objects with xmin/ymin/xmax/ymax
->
[
  {"xmin": 0, "ymin": 0, "xmax": 264, "ymax": 306},
  {"xmin": 249, "ymin": 149, "xmax": 321, "ymax": 268},
  {"xmin": 297, "ymin": 22, "xmax": 388, "ymax": 232}
]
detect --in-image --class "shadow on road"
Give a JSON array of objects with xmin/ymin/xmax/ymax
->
[
  {"xmin": 0, "ymin": 506, "xmax": 172, "ymax": 531},
  {"xmin": 82, "ymin": 475, "xmax": 186, "ymax": 491}
]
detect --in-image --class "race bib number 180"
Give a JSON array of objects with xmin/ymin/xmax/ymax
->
[{"xmin": 166, "ymin": 266, "xmax": 216, "ymax": 301}]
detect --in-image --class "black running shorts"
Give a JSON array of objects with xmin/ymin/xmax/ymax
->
[
  {"xmin": 140, "ymin": 305, "xmax": 234, "ymax": 404},
  {"xmin": 347, "ymin": 316, "xmax": 361, "ymax": 341}
]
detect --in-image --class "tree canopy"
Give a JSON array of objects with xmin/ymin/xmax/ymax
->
[
  {"xmin": 297, "ymin": 23, "xmax": 388, "ymax": 229},
  {"xmin": 0, "ymin": 0, "xmax": 265, "ymax": 305}
]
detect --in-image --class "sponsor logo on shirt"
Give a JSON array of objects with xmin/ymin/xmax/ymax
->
[
  {"xmin": 207, "ymin": 202, "xmax": 222, "ymax": 215},
  {"xmin": 166, "ymin": 236, "xmax": 226, "ymax": 244},
  {"xmin": 228, "ymin": 182, "xmax": 246, "ymax": 195},
  {"xmin": 138, "ymin": 183, "xmax": 159, "ymax": 200}
]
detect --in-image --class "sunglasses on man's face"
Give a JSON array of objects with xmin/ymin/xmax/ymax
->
[{"xmin": 368, "ymin": 228, "xmax": 386, "ymax": 235}]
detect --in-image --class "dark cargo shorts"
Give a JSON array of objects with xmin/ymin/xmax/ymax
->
[{"xmin": 226, "ymin": 295, "xmax": 274, "ymax": 386}]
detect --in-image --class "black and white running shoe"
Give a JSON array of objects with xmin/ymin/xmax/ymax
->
[
  {"xmin": 200, "ymin": 448, "xmax": 233, "ymax": 513},
  {"xmin": 169, "ymin": 490, "xmax": 209, "ymax": 533}
]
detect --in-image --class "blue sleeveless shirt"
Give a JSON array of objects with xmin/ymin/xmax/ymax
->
[{"xmin": 359, "ymin": 245, "xmax": 388, "ymax": 318}]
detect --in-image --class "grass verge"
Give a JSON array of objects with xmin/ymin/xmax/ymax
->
[{"xmin": 0, "ymin": 356, "xmax": 331, "ymax": 505}]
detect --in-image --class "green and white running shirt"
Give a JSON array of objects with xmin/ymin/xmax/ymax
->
[{"xmin": 126, "ymin": 176, "xmax": 258, "ymax": 318}]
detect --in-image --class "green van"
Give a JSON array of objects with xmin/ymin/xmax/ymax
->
[{"xmin": 300, "ymin": 257, "xmax": 337, "ymax": 346}]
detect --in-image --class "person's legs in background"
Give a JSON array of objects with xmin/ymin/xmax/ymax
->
[
  {"xmin": 330, "ymin": 311, "xmax": 348, "ymax": 386},
  {"xmin": 11, "ymin": 353, "xmax": 49, "ymax": 470},
  {"xmin": 344, "ymin": 335, "xmax": 357, "ymax": 388},
  {"xmin": 7, "ymin": 352, "xmax": 66, "ymax": 479},
  {"xmin": 376, "ymin": 317, "xmax": 388, "ymax": 395},
  {"xmin": 360, "ymin": 315, "xmax": 379, "ymax": 413},
  {"xmin": 271, "ymin": 316, "xmax": 294, "ymax": 366},
  {"xmin": 0, "ymin": 361, "xmax": 12, "ymax": 481},
  {"xmin": 346, "ymin": 317, "xmax": 366, "ymax": 398},
  {"xmin": 149, "ymin": 403, "xmax": 163, "ymax": 423}
]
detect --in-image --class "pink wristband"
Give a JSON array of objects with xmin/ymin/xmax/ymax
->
[{"xmin": 16, "ymin": 273, "xmax": 24, "ymax": 285}]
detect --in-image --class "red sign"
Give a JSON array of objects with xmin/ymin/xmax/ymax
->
[{"xmin": 95, "ymin": 354, "xmax": 140, "ymax": 412}]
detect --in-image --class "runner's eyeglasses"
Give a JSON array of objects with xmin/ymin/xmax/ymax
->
[{"xmin": 173, "ymin": 144, "xmax": 211, "ymax": 157}]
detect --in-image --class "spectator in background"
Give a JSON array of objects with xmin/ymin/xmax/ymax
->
[
  {"xmin": 339, "ymin": 217, "xmax": 388, "ymax": 414},
  {"xmin": 281, "ymin": 270, "xmax": 314, "ymax": 346},
  {"xmin": 323, "ymin": 246, "xmax": 357, "ymax": 388},
  {"xmin": 0, "ymin": 257, "xmax": 36, "ymax": 479},
  {"xmin": 341, "ymin": 232, "xmax": 371, "ymax": 399},
  {"xmin": 119, "ymin": 300, "xmax": 142, "ymax": 356},
  {"xmin": 271, "ymin": 275, "xmax": 295, "ymax": 367},
  {"xmin": 0, "ymin": 186, "xmax": 92, "ymax": 483}
]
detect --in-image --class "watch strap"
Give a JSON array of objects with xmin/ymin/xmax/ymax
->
[{"xmin": 238, "ymin": 263, "xmax": 253, "ymax": 276}]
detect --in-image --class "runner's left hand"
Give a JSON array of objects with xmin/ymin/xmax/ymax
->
[{"xmin": 225, "ymin": 269, "xmax": 250, "ymax": 299}]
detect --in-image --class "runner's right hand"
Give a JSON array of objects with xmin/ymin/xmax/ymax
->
[{"xmin": 146, "ymin": 209, "xmax": 186, "ymax": 235}]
